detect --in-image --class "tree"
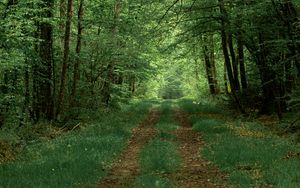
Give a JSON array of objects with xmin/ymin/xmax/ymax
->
[
  {"xmin": 32, "ymin": 0, "xmax": 55, "ymax": 121},
  {"xmin": 70, "ymin": 0, "xmax": 84, "ymax": 107},
  {"xmin": 56, "ymin": 0, "xmax": 73, "ymax": 118}
]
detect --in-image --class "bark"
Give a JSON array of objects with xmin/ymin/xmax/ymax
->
[
  {"xmin": 237, "ymin": 30, "xmax": 247, "ymax": 90},
  {"xmin": 70, "ymin": 0, "xmax": 84, "ymax": 107},
  {"xmin": 20, "ymin": 66, "xmax": 30, "ymax": 126},
  {"xmin": 56, "ymin": 0, "xmax": 73, "ymax": 118},
  {"xmin": 220, "ymin": 29, "xmax": 235, "ymax": 93},
  {"xmin": 256, "ymin": 33, "xmax": 278, "ymax": 114},
  {"xmin": 209, "ymin": 35, "xmax": 220, "ymax": 94},
  {"xmin": 131, "ymin": 78, "xmax": 136, "ymax": 94},
  {"xmin": 31, "ymin": 0, "xmax": 54, "ymax": 121},
  {"xmin": 60, "ymin": 0, "xmax": 66, "ymax": 30},
  {"xmin": 224, "ymin": 62, "xmax": 228, "ymax": 94},
  {"xmin": 202, "ymin": 35, "xmax": 216, "ymax": 94},
  {"xmin": 219, "ymin": 0, "xmax": 245, "ymax": 113},
  {"xmin": 228, "ymin": 34, "xmax": 240, "ymax": 91},
  {"xmin": 39, "ymin": 19, "xmax": 54, "ymax": 119}
]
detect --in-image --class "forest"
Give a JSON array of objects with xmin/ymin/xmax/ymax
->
[{"xmin": 0, "ymin": 0, "xmax": 300, "ymax": 187}]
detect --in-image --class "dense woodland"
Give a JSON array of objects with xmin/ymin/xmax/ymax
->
[
  {"xmin": 1, "ymin": 0, "xmax": 300, "ymax": 125},
  {"xmin": 1, "ymin": 0, "xmax": 300, "ymax": 187}
]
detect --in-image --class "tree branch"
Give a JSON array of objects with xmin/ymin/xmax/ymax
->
[{"xmin": 158, "ymin": 0, "xmax": 180, "ymax": 24}]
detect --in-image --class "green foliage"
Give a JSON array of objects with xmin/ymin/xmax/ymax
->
[
  {"xmin": 288, "ymin": 87, "xmax": 300, "ymax": 112},
  {"xmin": 139, "ymin": 139, "xmax": 182, "ymax": 174},
  {"xmin": 158, "ymin": 79, "xmax": 184, "ymax": 99},
  {"xmin": 155, "ymin": 121, "xmax": 178, "ymax": 141},
  {"xmin": 134, "ymin": 175, "xmax": 173, "ymax": 188}
]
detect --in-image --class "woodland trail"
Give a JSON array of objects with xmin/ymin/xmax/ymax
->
[
  {"xmin": 96, "ymin": 107, "xmax": 227, "ymax": 188},
  {"xmin": 96, "ymin": 109, "xmax": 160, "ymax": 188},
  {"xmin": 168, "ymin": 110, "xmax": 227, "ymax": 188}
]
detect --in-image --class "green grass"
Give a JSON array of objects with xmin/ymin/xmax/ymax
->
[
  {"xmin": 192, "ymin": 117, "xmax": 226, "ymax": 134},
  {"xmin": 156, "ymin": 123, "xmax": 178, "ymax": 133},
  {"xmin": 203, "ymin": 134, "xmax": 297, "ymax": 170},
  {"xmin": 139, "ymin": 139, "xmax": 182, "ymax": 174},
  {"xmin": 155, "ymin": 122, "xmax": 178, "ymax": 141},
  {"xmin": 204, "ymin": 130, "xmax": 300, "ymax": 187},
  {"xmin": 126, "ymin": 99, "xmax": 156, "ymax": 114},
  {"xmin": 229, "ymin": 171, "xmax": 254, "ymax": 188},
  {"xmin": 181, "ymin": 100, "xmax": 300, "ymax": 187},
  {"xmin": 134, "ymin": 175, "xmax": 173, "ymax": 188},
  {"xmin": 178, "ymin": 99, "xmax": 226, "ymax": 115},
  {"xmin": 0, "ymin": 101, "xmax": 152, "ymax": 188},
  {"xmin": 192, "ymin": 117, "xmax": 300, "ymax": 187},
  {"xmin": 154, "ymin": 102, "xmax": 179, "ymax": 141},
  {"xmin": 135, "ymin": 101, "xmax": 179, "ymax": 188}
]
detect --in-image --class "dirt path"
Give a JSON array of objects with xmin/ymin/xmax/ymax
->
[
  {"xmin": 168, "ymin": 109, "xmax": 228, "ymax": 188},
  {"xmin": 96, "ymin": 109, "xmax": 160, "ymax": 188}
]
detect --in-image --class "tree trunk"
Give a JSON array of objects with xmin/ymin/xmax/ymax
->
[
  {"xmin": 60, "ymin": 0, "xmax": 66, "ymax": 31},
  {"xmin": 228, "ymin": 33, "xmax": 240, "ymax": 91},
  {"xmin": 102, "ymin": 0, "xmax": 121, "ymax": 106},
  {"xmin": 209, "ymin": 34, "xmax": 220, "ymax": 94},
  {"xmin": 256, "ymin": 33, "xmax": 277, "ymax": 114},
  {"xmin": 56, "ymin": 0, "xmax": 73, "ymax": 118},
  {"xmin": 20, "ymin": 65, "xmax": 30, "ymax": 126},
  {"xmin": 70, "ymin": 0, "xmax": 84, "ymax": 107},
  {"xmin": 237, "ymin": 30, "xmax": 247, "ymax": 90},
  {"xmin": 202, "ymin": 35, "xmax": 216, "ymax": 94},
  {"xmin": 33, "ymin": 0, "xmax": 54, "ymax": 120},
  {"xmin": 224, "ymin": 62, "xmax": 229, "ymax": 93},
  {"xmin": 219, "ymin": 0, "xmax": 245, "ymax": 113}
]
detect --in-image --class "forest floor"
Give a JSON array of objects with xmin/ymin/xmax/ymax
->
[
  {"xmin": 96, "ymin": 103, "xmax": 227, "ymax": 188},
  {"xmin": 0, "ymin": 99, "xmax": 299, "ymax": 188},
  {"xmin": 165, "ymin": 109, "xmax": 227, "ymax": 188},
  {"xmin": 96, "ymin": 109, "xmax": 161, "ymax": 187}
]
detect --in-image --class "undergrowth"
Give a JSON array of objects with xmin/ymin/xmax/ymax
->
[{"xmin": 0, "ymin": 100, "xmax": 152, "ymax": 188}]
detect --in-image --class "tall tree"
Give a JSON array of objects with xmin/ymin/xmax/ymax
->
[
  {"xmin": 28, "ymin": 0, "xmax": 55, "ymax": 121},
  {"xmin": 102, "ymin": 0, "xmax": 121, "ymax": 106},
  {"xmin": 202, "ymin": 34, "xmax": 219, "ymax": 94},
  {"xmin": 56, "ymin": 0, "xmax": 73, "ymax": 118},
  {"xmin": 219, "ymin": 0, "xmax": 244, "ymax": 113},
  {"xmin": 70, "ymin": 0, "xmax": 84, "ymax": 107}
]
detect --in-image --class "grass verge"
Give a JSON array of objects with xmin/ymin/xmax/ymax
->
[
  {"xmin": 0, "ymin": 101, "xmax": 152, "ymax": 188},
  {"xmin": 186, "ymin": 103, "xmax": 300, "ymax": 188}
]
